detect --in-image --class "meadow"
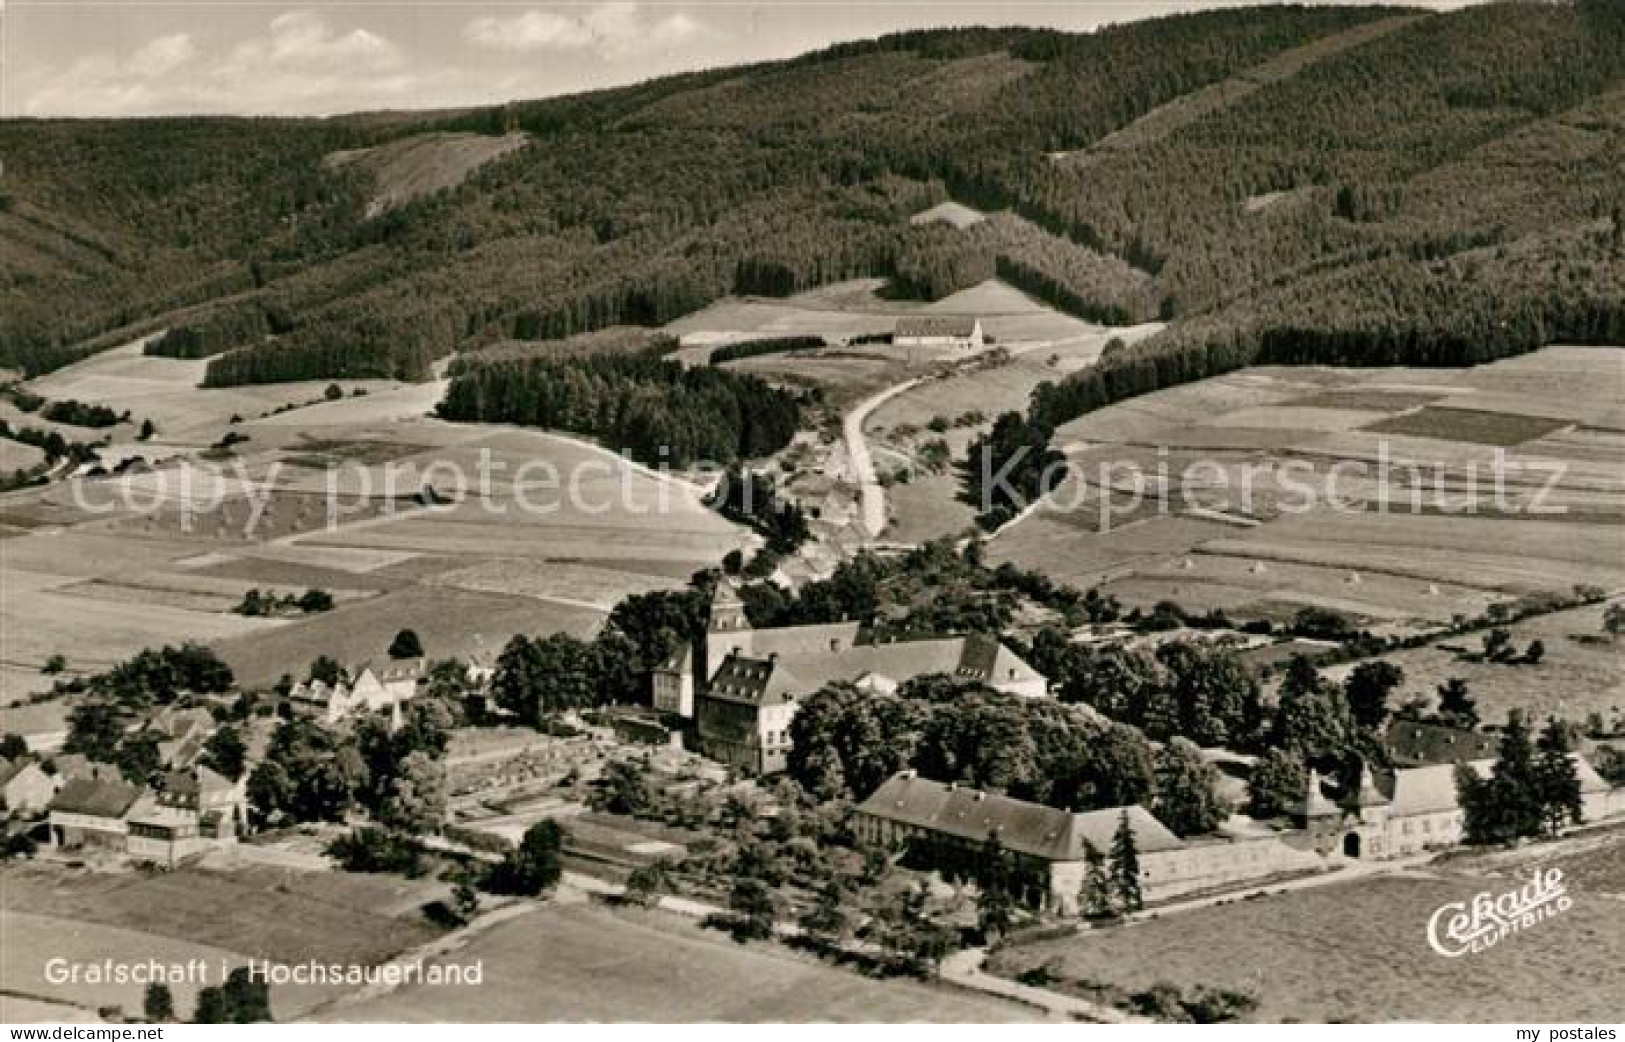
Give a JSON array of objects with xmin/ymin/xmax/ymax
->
[
  {"xmin": 317, "ymin": 900, "xmax": 1037, "ymax": 1023},
  {"xmin": 0, "ymin": 861, "xmax": 449, "ymax": 1022},
  {"xmin": 990, "ymin": 347, "xmax": 1625, "ymax": 633},
  {"xmin": 0, "ymin": 398, "xmax": 752, "ymax": 703},
  {"xmin": 987, "ymin": 869, "xmax": 1625, "ymax": 1023}
]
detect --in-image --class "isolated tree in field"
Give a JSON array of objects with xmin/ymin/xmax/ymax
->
[
  {"xmin": 1110, "ymin": 810, "xmax": 1143, "ymax": 913},
  {"xmin": 202, "ymin": 724, "xmax": 247, "ymax": 781},
  {"xmin": 296, "ymin": 589, "xmax": 333, "ymax": 613},
  {"xmin": 388, "ymin": 629, "xmax": 424, "ymax": 660},
  {"xmin": 1523, "ymin": 639, "xmax": 1545, "ymax": 665},
  {"xmin": 1482, "ymin": 627, "xmax": 1515, "ymax": 663},
  {"xmin": 1081, "ymin": 841, "xmax": 1115, "ymax": 918},
  {"xmin": 143, "ymin": 982, "xmax": 174, "ymax": 1023},
  {"xmin": 137, "ymin": 418, "xmax": 156, "ymax": 441},
  {"xmin": 1153, "ymin": 738, "xmax": 1231, "ymax": 837},
  {"xmin": 1436, "ymin": 677, "xmax": 1479, "ymax": 728},
  {"xmin": 488, "ymin": 818, "xmax": 565, "ymax": 896},
  {"xmin": 1604, "ymin": 602, "xmax": 1625, "ymax": 638},
  {"xmin": 0, "ymin": 733, "xmax": 28, "ymax": 760},
  {"xmin": 1344, "ymin": 661, "xmax": 1404, "ymax": 732},
  {"xmin": 41, "ymin": 654, "xmax": 66, "ymax": 675},
  {"xmin": 1246, "ymin": 747, "xmax": 1308, "ymax": 819},
  {"xmin": 1534, "ymin": 717, "xmax": 1583, "ymax": 837}
]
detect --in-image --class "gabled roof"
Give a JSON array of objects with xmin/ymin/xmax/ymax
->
[
  {"xmin": 162, "ymin": 764, "xmax": 235, "ymax": 799},
  {"xmin": 50, "ymin": 778, "xmax": 142, "ymax": 819},
  {"xmin": 1386, "ymin": 759, "xmax": 1494, "ymax": 817},
  {"xmin": 856, "ymin": 771, "xmax": 1182, "ymax": 862},
  {"xmin": 895, "ymin": 316, "xmax": 980, "ymax": 339},
  {"xmin": 1384, "ymin": 720, "xmax": 1498, "ymax": 766},
  {"xmin": 0, "ymin": 758, "xmax": 34, "ymax": 788}
]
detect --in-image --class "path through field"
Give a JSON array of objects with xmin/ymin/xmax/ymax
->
[{"xmin": 844, "ymin": 377, "xmax": 923, "ymax": 537}]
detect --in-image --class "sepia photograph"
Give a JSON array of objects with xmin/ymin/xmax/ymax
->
[{"xmin": 0, "ymin": 0, "xmax": 1621, "ymax": 1031}]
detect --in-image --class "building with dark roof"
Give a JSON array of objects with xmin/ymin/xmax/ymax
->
[
  {"xmin": 1383, "ymin": 720, "xmax": 1499, "ymax": 767},
  {"xmin": 854, "ymin": 771, "xmax": 1324, "ymax": 910},
  {"xmin": 48, "ymin": 778, "xmax": 142, "ymax": 848},
  {"xmin": 893, "ymin": 315, "xmax": 984, "ymax": 350},
  {"xmin": 673, "ymin": 582, "xmax": 1048, "ymax": 773}
]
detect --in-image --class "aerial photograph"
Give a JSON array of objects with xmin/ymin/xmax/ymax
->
[{"xmin": 0, "ymin": 0, "xmax": 1621, "ymax": 1030}]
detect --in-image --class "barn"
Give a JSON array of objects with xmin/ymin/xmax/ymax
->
[{"xmin": 893, "ymin": 315, "xmax": 984, "ymax": 350}]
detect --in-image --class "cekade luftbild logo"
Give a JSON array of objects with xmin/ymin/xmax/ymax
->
[{"xmin": 1426, "ymin": 867, "xmax": 1573, "ymax": 958}]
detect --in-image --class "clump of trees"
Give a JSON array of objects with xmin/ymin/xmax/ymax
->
[
  {"xmin": 436, "ymin": 345, "xmax": 802, "ymax": 467},
  {"xmin": 707, "ymin": 467, "xmax": 810, "ymax": 554},
  {"xmin": 231, "ymin": 588, "xmax": 333, "ymax": 617},
  {"xmin": 1457, "ymin": 713, "xmax": 1584, "ymax": 845}
]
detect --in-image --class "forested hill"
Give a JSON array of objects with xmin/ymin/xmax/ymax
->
[{"xmin": 1, "ymin": 1, "xmax": 1621, "ymax": 385}]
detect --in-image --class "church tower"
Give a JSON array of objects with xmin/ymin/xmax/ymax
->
[{"xmin": 707, "ymin": 579, "xmax": 751, "ymax": 634}]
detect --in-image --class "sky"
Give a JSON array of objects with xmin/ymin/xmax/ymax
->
[{"xmin": 2, "ymin": 0, "xmax": 1488, "ymax": 119}]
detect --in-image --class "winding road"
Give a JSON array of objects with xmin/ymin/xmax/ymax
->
[{"xmin": 843, "ymin": 377, "xmax": 924, "ymax": 538}]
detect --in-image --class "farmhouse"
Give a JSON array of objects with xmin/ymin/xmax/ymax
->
[
  {"xmin": 893, "ymin": 315, "xmax": 984, "ymax": 351},
  {"xmin": 853, "ymin": 772, "xmax": 1321, "ymax": 911},
  {"xmin": 292, "ymin": 658, "xmax": 424, "ymax": 724},
  {"xmin": 0, "ymin": 758, "xmax": 57, "ymax": 816},
  {"xmin": 1383, "ymin": 720, "xmax": 1498, "ymax": 767},
  {"xmin": 661, "ymin": 583, "xmax": 1047, "ymax": 772},
  {"xmin": 1296, "ymin": 754, "xmax": 1619, "ymax": 859},
  {"xmin": 48, "ymin": 777, "xmax": 142, "ymax": 848}
]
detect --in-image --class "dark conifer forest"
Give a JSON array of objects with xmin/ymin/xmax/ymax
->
[{"xmin": 1, "ymin": 0, "xmax": 1620, "ymax": 405}]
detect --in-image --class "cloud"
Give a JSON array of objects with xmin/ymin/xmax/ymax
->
[
  {"xmin": 21, "ymin": 10, "xmax": 416, "ymax": 116},
  {"xmin": 463, "ymin": 3, "xmax": 709, "ymax": 58},
  {"xmin": 127, "ymin": 33, "xmax": 196, "ymax": 78}
]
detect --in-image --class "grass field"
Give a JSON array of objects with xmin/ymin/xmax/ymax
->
[
  {"xmin": 317, "ymin": 900, "xmax": 1038, "ymax": 1023},
  {"xmin": 988, "ymin": 869, "xmax": 1625, "ymax": 1022},
  {"xmin": 997, "ymin": 347, "xmax": 1625, "ymax": 630},
  {"xmin": 0, "ymin": 406, "xmax": 750, "ymax": 694},
  {"xmin": 1316, "ymin": 602, "xmax": 1625, "ymax": 726},
  {"xmin": 0, "ymin": 437, "xmax": 46, "ymax": 473},
  {"xmin": 0, "ymin": 861, "xmax": 450, "ymax": 1022},
  {"xmin": 667, "ymin": 278, "xmax": 1101, "ymax": 350},
  {"xmin": 25, "ymin": 338, "xmax": 409, "ymax": 447}
]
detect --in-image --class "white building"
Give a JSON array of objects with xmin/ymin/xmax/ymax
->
[{"xmin": 893, "ymin": 316, "xmax": 984, "ymax": 350}]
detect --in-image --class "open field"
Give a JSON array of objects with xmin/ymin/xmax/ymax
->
[
  {"xmin": 0, "ymin": 403, "xmax": 751, "ymax": 694},
  {"xmin": 0, "ymin": 437, "xmax": 46, "ymax": 473},
  {"xmin": 988, "ymin": 868, "xmax": 1625, "ymax": 1023},
  {"xmin": 318, "ymin": 899, "xmax": 1037, "ymax": 1023},
  {"xmin": 24, "ymin": 338, "xmax": 409, "ymax": 447},
  {"xmin": 0, "ymin": 861, "xmax": 450, "ymax": 1021},
  {"xmin": 994, "ymin": 348, "xmax": 1625, "ymax": 627},
  {"xmin": 0, "ymin": 910, "xmax": 341, "ymax": 1022},
  {"xmin": 667, "ymin": 278, "xmax": 1101, "ymax": 349},
  {"xmin": 1316, "ymin": 602, "xmax": 1625, "ymax": 726}
]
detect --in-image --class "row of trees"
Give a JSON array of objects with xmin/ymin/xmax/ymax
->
[{"xmin": 1458, "ymin": 714, "xmax": 1584, "ymax": 845}]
